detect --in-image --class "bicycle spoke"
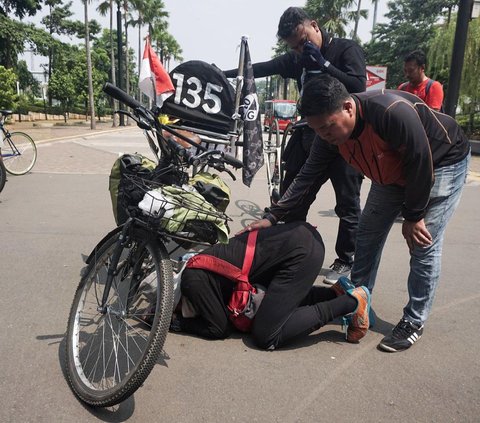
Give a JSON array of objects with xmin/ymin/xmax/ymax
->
[{"xmin": 66, "ymin": 231, "xmax": 173, "ymax": 406}]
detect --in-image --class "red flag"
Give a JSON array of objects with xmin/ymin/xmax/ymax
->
[{"xmin": 139, "ymin": 39, "xmax": 174, "ymax": 107}]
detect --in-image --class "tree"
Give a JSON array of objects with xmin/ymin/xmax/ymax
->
[
  {"xmin": 428, "ymin": 14, "xmax": 480, "ymax": 133},
  {"xmin": 0, "ymin": 0, "xmax": 41, "ymax": 18},
  {"xmin": 150, "ymin": 28, "xmax": 182, "ymax": 70},
  {"xmin": 41, "ymin": 1, "xmax": 80, "ymax": 83},
  {"xmin": 16, "ymin": 60, "xmax": 40, "ymax": 98},
  {"xmin": 0, "ymin": 15, "xmax": 54, "ymax": 69},
  {"xmin": 97, "ymin": 0, "xmax": 118, "ymax": 125},
  {"xmin": 363, "ymin": 0, "xmax": 456, "ymax": 88},
  {"xmin": 48, "ymin": 67, "xmax": 76, "ymax": 121},
  {"xmin": 0, "ymin": 65, "xmax": 17, "ymax": 109},
  {"xmin": 305, "ymin": 0, "xmax": 367, "ymax": 38},
  {"xmin": 83, "ymin": 0, "xmax": 96, "ymax": 129}
]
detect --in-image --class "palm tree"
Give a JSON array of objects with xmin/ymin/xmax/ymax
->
[
  {"xmin": 128, "ymin": 0, "xmax": 147, "ymax": 80},
  {"xmin": 352, "ymin": 0, "xmax": 369, "ymax": 41},
  {"xmin": 84, "ymin": 0, "xmax": 95, "ymax": 129},
  {"xmin": 121, "ymin": 1, "xmax": 129, "ymax": 95},
  {"xmin": 305, "ymin": 0, "xmax": 366, "ymax": 38},
  {"xmin": 141, "ymin": 0, "xmax": 169, "ymax": 40},
  {"xmin": 97, "ymin": 0, "xmax": 118, "ymax": 126},
  {"xmin": 150, "ymin": 29, "xmax": 183, "ymax": 70}
]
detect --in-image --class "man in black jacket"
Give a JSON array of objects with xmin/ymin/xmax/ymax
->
[{"xmin": 224, "ymin": 7, "xmax": 366, "ymax": 284}]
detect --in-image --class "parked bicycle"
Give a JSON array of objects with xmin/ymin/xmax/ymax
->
[
  {"xmin": 64, "ymin": 82, "xmax": 243, "ymax": 407},
  {"xmin": 0, "ymin": 110, "xmax": 37, "ymax": 175},
  {"xmin": 264, "ymin": 119, "xmax": 281, "ymax": 204},
  {"xmin": 264, "ymin": 118, "xmax": 308, "ymax": 206}
]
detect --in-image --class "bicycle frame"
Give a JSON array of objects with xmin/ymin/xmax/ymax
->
[{"xmin": 0, "ymin": 135, "xmax": 20, "ymax": 159}]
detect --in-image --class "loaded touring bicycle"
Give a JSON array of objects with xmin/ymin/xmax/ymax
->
[{"xmin": 64, "ymin": 38, "xmax": 265, "ymax": 407}]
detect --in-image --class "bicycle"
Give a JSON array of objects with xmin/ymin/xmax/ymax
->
[
  {"xmin": 0, "ymin": 110, "xmax": 37, "ymax": 175},
  {"xmin": 278, "ymin": 119, "xmax": 309, "ymax": 196},
  {"xmin": 64, "ymin": 82, "xmax": 243, "ymax": 407},
  {"xmin": 264, "ymin": 118, "xmax": 281, "ymax": 204},
  {"xmin": 263, "ymin": 118, "xmax": 308, "ymax": 207}
]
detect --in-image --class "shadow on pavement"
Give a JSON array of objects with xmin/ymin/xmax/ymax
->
[{"xmin": 55, "ymin": 336, "xmax": 136, "ymax": 421}]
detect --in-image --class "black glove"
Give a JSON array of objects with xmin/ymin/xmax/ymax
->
[{"xmin": 302, "ymin": 41, "xmax": 327, "ymax": 70}]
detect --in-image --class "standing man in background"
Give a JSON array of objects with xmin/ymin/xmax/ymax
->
[
  {"xmin": 224, "ymin": 7, "xmax": 366, "ymax": 284},
  {"xmin": 398, "ymin": 50, "xmax": 444, "ymax": 111}
]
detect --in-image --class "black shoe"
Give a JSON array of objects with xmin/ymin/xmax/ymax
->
[{"xmin": 378, "ymin": 319, "xmax": 424, "ymax": 352}]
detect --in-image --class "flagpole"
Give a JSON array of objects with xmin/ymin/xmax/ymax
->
[
  {"xmin": 231, "ymin": 36, "xmax": 247, "ymax": 150},
  {"xmin": 145, "ymin": 35, "xmax": 157, "ymax": 108}
]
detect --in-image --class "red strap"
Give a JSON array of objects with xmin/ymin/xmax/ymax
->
[
  {"xmin": 185, "ymin": 229, "xmax": 258, "ymax": 283},
  {"xmin": 241, "ymin": 229, "xmax": 258, "ymax": 277}
]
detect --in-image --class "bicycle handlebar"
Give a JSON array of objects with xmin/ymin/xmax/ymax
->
[
  {"xmin": 103, "ymin": 83, "xmax": 244, "ymax": 173},
  {"xmin": 103, "ymin": 82, "xmax": 143, "ymax": 111},
  {"xmin": 221, "ymin": 153, "xmax": 243, "ymax": 169}
]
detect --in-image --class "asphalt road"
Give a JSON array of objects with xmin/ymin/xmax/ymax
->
[{"xmin": 0, "ymin": 127, "xmax": 479, "ymax": 422}]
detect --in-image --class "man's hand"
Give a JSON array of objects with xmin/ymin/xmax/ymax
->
[
  {"xmin": 302, "ymin": 41, "xmax": 327, "ymax": 70},
  {"xmin": 236, "ymin": 218, "xmax": 272, "ymax": 236},
  {"xmin": 402, "ymin": 219, "xmax": 433, "ymax": 251}
]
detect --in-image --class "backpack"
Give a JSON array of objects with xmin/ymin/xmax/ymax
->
[
  {"xmin": 188, "ymin": 172, "xmax": 231, "ymax": 212},
  {"xmin": 108, "ymin": 154, "xmax": 187, "ymax": 225},
  {"xmin": 186, "ymin": 229, "xmax": 265, "ymax": 332},
  {"xmin": 399, "ymin": 79, "xmax": 444, "ymax": 112}
]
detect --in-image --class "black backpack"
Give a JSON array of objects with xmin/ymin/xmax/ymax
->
[{"xmin": 108, "ymin": 154, "xmax": 187, "ymax": 225}]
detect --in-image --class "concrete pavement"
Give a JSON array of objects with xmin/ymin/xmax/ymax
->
[{"xmin": 0, "ymin": 125, "xmax": 479, "ymax": 422}]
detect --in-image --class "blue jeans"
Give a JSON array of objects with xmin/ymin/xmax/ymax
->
[{"xmin": 351, "ymin": 152, "xmax": 470, "ymax": 326}]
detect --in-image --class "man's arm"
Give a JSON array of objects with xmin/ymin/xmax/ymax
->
[
  {"xmin": 224, "ymin": 52, "xmax": 300, "ymax": 79},
  {"xmin": 265, "ymin": 136, "xmax": 334, "ymax": 223},
  {"xmin": 325, "ymin": 44, "xmax": 366, "ymax": 93}
]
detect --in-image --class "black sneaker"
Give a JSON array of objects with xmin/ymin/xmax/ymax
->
[{"xmin": 378, "ymin": 319, "xmax": 424, "ymax": 352}]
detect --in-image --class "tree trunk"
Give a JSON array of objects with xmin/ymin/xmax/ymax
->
[
  {"xmin": 85, "ymin": 0, "xmax": 96, "ymax": 130},
  {"xmin": 353, "ymin": 0, "xmax": 362, "ymax": 39},
  {"xmin": 124, "ymin": 4, "xmax": 131, "ymax": 125},
  {"xmin": 110, "ymin": 0, "xmax": 118, "ymax": 127}
]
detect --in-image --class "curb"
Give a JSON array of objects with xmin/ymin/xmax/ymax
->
[
  {"xmin": 470, "ymin": 140, "xmax": 480, "ymax": 155},
  {"xmin": 33, "ymin": 126, "xmax": 138, "ymax": 145}
]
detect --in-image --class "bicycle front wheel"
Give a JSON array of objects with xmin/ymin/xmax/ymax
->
[
  {"xmin": 65, "ymin": 230, "xmax": 173, "ymax": 407},
  {"xmin": 2, "ymin": 132, "xmax": 37, "ymax": 175}
]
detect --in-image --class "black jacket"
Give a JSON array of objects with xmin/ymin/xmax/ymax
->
[
  {"xmin": 267, "ymin": 90, "xmax": 470, "ymax": 223},
  {"xmin": 224, "ymin": 29, "xmax": 366, "ymax": 94}
]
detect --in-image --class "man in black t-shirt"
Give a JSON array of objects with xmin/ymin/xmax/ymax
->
[{"xmin": 224, "ymin": 7, "xmax": 366, "ymax": 284}]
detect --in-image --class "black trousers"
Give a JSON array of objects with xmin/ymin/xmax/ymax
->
[
  {"xmin": 180, "ymin": 222, "xmax": 356, "ymax": 349},
  {"xmin": 281, "ymin": 127, "xmax": 363, "ymax": 265}
]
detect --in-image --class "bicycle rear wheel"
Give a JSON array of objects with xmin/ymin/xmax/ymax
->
[
  {"xmin": 65, "ymin": 230, "xmax": 173, "ymax": 407},
  {"xmin": 2, "ymin": 132, "xmax": 37, "ymax": 175},
  {"xmin": 265, "ymin": 121, "xmax": 281, "ymax": 203},
  {"xmin": 0, "ymin": 158, "xmax": 6, "ymax": 193},
  {"xmin": 279, "ymin": 123, "xmax": 294, "ymax": 195}
]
